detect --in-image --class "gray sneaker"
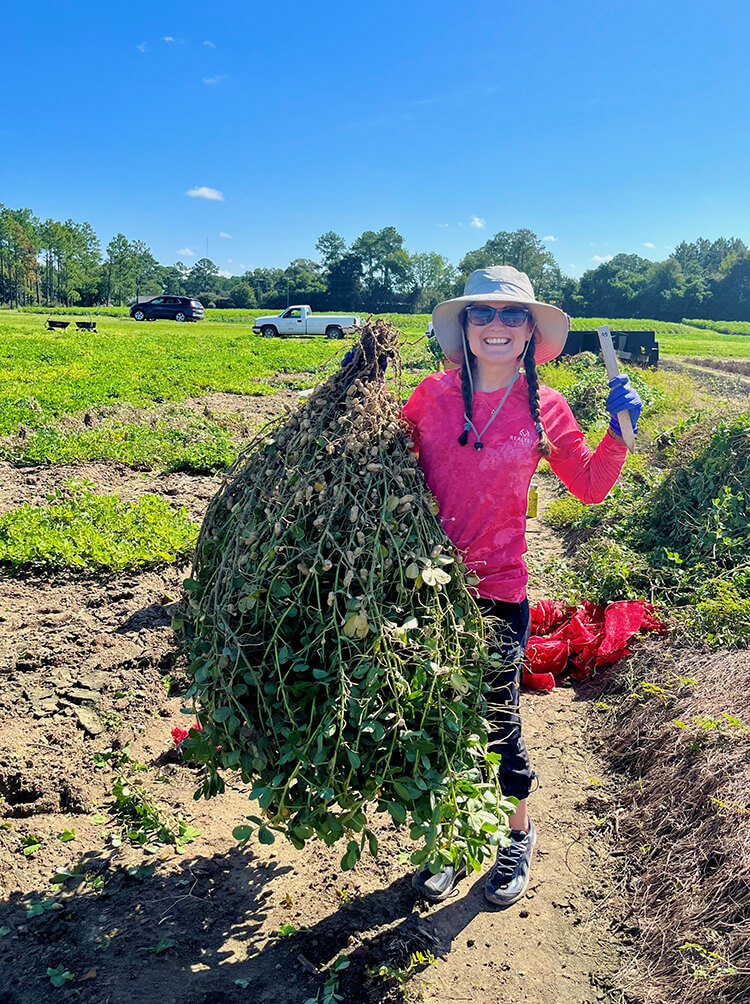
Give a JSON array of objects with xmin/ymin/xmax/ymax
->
[
  {"xmin": 484, "ymin": 818, "xmax": 537, "ymax": 907},
  {"xmin": 412, "ymin": 862, "xmax": 467, "ymax": 902}
]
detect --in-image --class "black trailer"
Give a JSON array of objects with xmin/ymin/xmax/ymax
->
[{"xmin": 562, "ymin": 329, "xmax": 659, "ymax": 366}]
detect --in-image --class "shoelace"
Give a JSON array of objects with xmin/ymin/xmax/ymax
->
[{"xmin": 494, "ymin": 832, "xmax": 530, "ymax": 876}]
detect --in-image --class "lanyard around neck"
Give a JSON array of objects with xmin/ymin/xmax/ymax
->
[
  {"xmin": 461, "ymin": 334, "xmax": 531, "ymax": 451},
  {"xmin": 464, "ymin": 370, "xmax": 520, "ymax": 449}
]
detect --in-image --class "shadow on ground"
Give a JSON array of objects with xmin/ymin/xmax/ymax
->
[{"xmin": 0, "ymin": 842, "xmax": 497, "ymax": 1004}]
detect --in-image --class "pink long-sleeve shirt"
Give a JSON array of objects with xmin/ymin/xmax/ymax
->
[{"xmin": 402, "ymin": 368, "xmax": 628, "ymax": 603}]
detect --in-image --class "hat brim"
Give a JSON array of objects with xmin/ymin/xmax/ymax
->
[{"xmin": 432, "ymin": 293, "xmax": 570, "ymax": 366}]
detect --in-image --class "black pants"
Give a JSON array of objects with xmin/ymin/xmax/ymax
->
[{"xmin": 478, "ymin": 598, "xmax": 533, "ymax": 802}]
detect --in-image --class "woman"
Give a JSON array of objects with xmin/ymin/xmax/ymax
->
[{"xmin": 403, "ymin": 266, "xmax": 641, "ymax": 906}]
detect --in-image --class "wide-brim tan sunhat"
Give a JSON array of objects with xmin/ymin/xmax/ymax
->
[{"xmin": 433, "ymin": 265, "xmax": 570, "ymax": 366}]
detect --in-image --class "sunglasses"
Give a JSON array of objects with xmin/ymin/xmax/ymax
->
[{"xmin": 464, "ymin": 305, "xmax": 532, "ymax": 328}]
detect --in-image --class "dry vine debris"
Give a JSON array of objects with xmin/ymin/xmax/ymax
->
[
  {"xmin": 603, "ymin": 643, "xmax": 750, "ymax": 1004},
  {"xmin": 179, "ymin": 319, "xmax": 515, "ymax": 872}
]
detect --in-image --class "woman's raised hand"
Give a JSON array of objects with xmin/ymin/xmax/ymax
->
[{"xmin": 606, "ymin": 375, "xmax": 642, "ymax": 435}]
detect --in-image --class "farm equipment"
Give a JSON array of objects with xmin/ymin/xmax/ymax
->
[
  {"xmin": 44, "ymin": 315, "xmax": 98, "ymax": 332},
  {"xmin": 562, "ymin": 329, "xmax": 659, "ymax": 366}
]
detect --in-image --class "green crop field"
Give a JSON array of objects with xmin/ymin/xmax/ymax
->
[
  {"xmin": 0, "ymin": 311, "xmax": 438, "ymax": 434},
  {"xmin": 7, "ymin": 303, "xmax": 749, "ymax": 348},
  {"xmin": 0, "ymin": 312, "xmax": 348, "ymax": 434},
  {"xmin": 2, "ymin": 310, "xmax": 748, "ymax": 441}
]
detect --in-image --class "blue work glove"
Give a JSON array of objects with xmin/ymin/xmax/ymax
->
[
  {"xmin": 606, "ymin": 375, "xmax": 642, "ymax": 435},
  {"xmin": 340, "ymin": 349, "xmax": 388, "ymax": 372}
]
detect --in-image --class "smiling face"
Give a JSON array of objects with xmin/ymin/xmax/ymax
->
[{"xmin": 464, "ymin": 301, "xmax": 533, "ymax": 378}]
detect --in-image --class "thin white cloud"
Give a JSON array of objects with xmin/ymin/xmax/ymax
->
[
  {"xmin": 470, "ymin": 216, "xmax": 486, "ymax": 229},
  {"xmin": 592, "ymin": 255, "xmax": 614, "ymax": 263},
  {"xmin": 219, "ymin": 232, "xmax": 232, "ymax": 239},
  {"xmin": 202, "ymin": 76, "xmax": 223, "ymax": 86},
  {"xmin": 164, "ymin": 36, "xmax": 175, "ymax": 42},
  {"xmin": 185, "ymin": 186, "xmax": 224, "ymax": 201},
  {"xmin": 437, "ymin": 223, "xmax": 450, "ymax": 229},
  {"xmin": 218, "ymin": 269, "xmax": 233, "ymax": 278},
  {"xmin": 136, "ymin": 42, "xmax": 148, "ymax": 53},
  {"xmin": 643, "ymin": 242, "xmax": 655, "ymax": 248},
  {"xmin": 204, "ymin": 40, "xmax": 216, "ymax": 47},
  {"xmin": 543, "ymin": 235, "xmax": 558, "ymax": 242},
  {"xmin": 177, "ymin": 248, "xmax": 195, "ymax": 257}
]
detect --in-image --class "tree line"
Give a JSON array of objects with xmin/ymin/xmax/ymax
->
[{"xmin": 1, "ymin": 203, "xmax": 749, "ymax": 320}]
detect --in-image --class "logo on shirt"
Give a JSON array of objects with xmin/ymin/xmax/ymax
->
[{"xmin": 509, "ymin": 427, "xmax": 532, "ymax": 444}]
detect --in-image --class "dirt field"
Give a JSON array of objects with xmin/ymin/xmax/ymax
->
[{"xmin": 1, "ymin": 408, "xmax": 634, "ymax": 1004}]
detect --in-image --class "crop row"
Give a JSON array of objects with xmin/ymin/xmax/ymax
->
[{"xmin": 682, "ymin": 317, "xmax": 750, "ymax": 336}]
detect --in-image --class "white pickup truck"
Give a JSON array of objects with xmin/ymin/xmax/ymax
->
[{"xmin": 252, "ymin": 305, "xmax": 362, "ymax": 339}]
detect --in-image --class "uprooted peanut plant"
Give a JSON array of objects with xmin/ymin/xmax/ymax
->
[{"xmin": 179, "ymin": 319, "xmax": 515, "ymax": 873}]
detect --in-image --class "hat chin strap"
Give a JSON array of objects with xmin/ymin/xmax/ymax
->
[{"xmin": 460, "ymin": 328, "xmax": 534, "ymax": 451}]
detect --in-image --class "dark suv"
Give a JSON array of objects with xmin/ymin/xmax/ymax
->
[{"xmin": 130, "ymin": 296, "xmax": 204, "ymax": 322}]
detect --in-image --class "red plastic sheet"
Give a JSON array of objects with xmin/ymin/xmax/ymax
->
[{"xmin": 523, "ymin": 600, "xmax": 666, "ymax": 691}]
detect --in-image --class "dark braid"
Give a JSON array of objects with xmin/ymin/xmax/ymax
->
[
  {"xmin": 457, "ymin": 326, "xmax": 475, "ymax": 447},
  {"xmin": 524, "ymin": 333, "xmax": 552, "ymax": 458}
]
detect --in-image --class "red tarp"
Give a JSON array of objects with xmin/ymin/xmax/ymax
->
[{"xmin": 523, "ymin": 599, "xmax": 667, "ymax": 692}]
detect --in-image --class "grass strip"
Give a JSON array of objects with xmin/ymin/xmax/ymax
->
[
  {"xmin": 0, "ymin": 483, "xmax": 198, "ymax": 571},
  {"xmin": 683, "ymin": 317, "xmax": 750, "ymax": 336},
  {"xmin": 2, "ymin": 417, "xmax": 238, "ymax": 473}
]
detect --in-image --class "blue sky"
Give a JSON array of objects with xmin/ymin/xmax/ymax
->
[{"xmin": 2, "ymin": 0, "xmax": 749, "ymax": 279}]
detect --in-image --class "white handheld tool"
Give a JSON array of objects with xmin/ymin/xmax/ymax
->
[{"xmin": 597, "ymin": 325, "xmax": 636, "ymax": 453}]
